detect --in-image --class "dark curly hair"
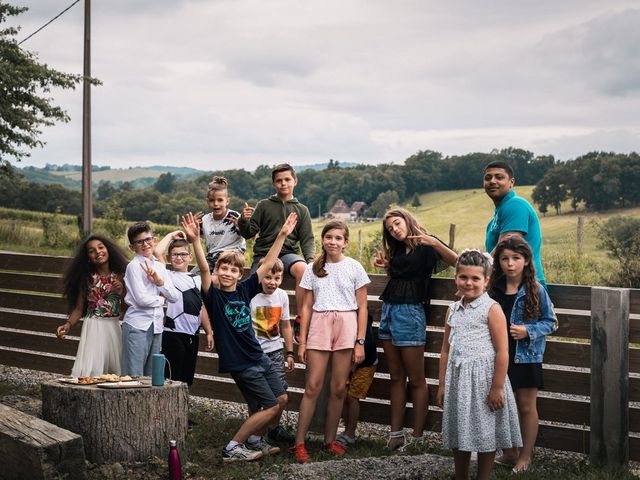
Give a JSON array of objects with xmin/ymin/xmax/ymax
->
[
  {"xmin": 63, "ymin": 235, "xmax": 129, "ymax": 315},
  {"xmin": 489, "ymin": 235, "xmax": 540, "ymax": 320}
]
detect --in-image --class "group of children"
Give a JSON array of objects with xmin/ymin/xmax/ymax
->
[{"xmin": 56, "ymin": 162, "xmax": 557, "ymax": 478}]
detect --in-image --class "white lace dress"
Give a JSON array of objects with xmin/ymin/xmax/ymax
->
[{"xmin": 442, "ymin": 293, "xmax": 522, "ymax": 452}]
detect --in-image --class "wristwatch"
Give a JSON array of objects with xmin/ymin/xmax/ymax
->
[{"xmin": 355, "ymin": 338, "xmax": 365, "ymax": 345}]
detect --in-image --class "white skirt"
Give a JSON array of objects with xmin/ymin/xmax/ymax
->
[{"xmin": 71, "ymin": 315, "xmax": 122, "ymax": 377}]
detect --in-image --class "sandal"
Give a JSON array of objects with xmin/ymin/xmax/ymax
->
[
  {"xmin": 494, "ymin": 454, "xmax": 517, "ymax": 467},
  {"xmin": 512, "ymin": 463, "xmax": 530, "ymax": 474},
  {"xmin": 386, "ymin": 430, "xmax": 405, "ymax": 450}
]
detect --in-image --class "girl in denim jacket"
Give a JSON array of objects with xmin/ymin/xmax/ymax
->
[{"xmin": 489, "ymin": 236, "xmax": 557, "ymax": 473}]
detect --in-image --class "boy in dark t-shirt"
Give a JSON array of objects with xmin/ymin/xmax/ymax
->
[{"xmin": 182, "ymin": 211, "xmax": 298, "ymax": 463}]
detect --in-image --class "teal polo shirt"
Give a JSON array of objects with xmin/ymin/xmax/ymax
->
[{"xmin": 485, "ymin": 190, "xmax": 546, "ymax": 285}]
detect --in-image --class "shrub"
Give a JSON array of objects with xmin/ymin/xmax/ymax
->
[{"xmin": 596, "ymin": 216, "xmax": 640, "ymax": 288}]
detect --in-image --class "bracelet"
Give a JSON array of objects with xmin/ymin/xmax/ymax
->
[{"xmin": 286, "ymin": 351, "xmax": 295, "ymax": 357}]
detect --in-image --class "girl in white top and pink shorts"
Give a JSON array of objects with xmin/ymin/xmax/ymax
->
[{"xmin": 291, "ymin": 220, "xmax": 370, "ymax": 463}]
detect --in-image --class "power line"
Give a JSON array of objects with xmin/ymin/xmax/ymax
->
[{"xmin": 18, "ymin": 0, "xmax": 81, "ymax": 46}]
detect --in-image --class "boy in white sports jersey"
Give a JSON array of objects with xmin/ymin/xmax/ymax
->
[
  {"xmin": 198, "ymin": 176, "xmax": 245, "ymax": 272},
  {"xmin": 154, "ymin": 231, "xmax": 213, "ymax": 384}
]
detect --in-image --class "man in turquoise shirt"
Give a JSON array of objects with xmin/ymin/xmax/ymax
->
[{"xmin": 484, "ymin": 161, "xmax": 546, "ymax": 286}]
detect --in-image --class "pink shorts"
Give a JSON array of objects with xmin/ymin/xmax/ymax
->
[{"xmin": 306, "ymin": 310, "xmax": 357, "ymax": 351}]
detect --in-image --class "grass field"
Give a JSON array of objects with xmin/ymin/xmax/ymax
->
[{"xmin": 1, "ymin": 186, "xmax": 638, "ymax": 286}]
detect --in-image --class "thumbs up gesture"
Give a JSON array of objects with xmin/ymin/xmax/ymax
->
[{"xmin": 241, "ymin": 202, "xmax": 254, "ymax": 221}]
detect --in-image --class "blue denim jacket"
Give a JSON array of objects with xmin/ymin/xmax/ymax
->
[{"xmin": 509, "ymin": 283, "xmax": 558, "ymax": 364}]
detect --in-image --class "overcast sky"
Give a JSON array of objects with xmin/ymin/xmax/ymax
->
[{"xmin": 9, "ymin": 0, "xmax": 640, "ymax": 171}]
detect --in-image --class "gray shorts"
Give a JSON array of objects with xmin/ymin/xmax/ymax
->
[
  {"xmin": 230, "ymin": 354, "xmax": 286, "ymax": 412},
  {"xmin": 266, "ymin": 348, "xmax": 288, "ymax": 390},
  {"xmin": 250, "ymin": 252, "xmax": 305, "ymax": 276}
]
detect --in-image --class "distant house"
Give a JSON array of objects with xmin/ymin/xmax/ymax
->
[{"xmin": 328, "ymin": 199, "xmax": 367, "ymax": 222}]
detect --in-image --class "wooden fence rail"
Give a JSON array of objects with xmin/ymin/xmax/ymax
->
[{"xmin": 1, "ymin": 252, "xmax": 639, "ymax": 461}]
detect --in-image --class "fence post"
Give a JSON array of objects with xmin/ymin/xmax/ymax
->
[
  {"xmin": 448, "ymin": 224, "xmax": 456, "ymax": 249},
  {"xmin": 577, "ymin": 216, "xmax": 584, "ymax": 255},
  {"xmin": 590, "ymin": 287, "xmax": 630, "ymax": 467}
]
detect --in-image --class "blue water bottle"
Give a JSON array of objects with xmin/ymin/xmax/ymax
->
[{"xmin": 152, "ymin": 353, "xmax": 165, "ymax": 386}]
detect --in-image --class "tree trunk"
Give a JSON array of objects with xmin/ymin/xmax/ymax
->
[{"xmin": 41, "ymin": 380, "xmax": 188, "ymax": 463}]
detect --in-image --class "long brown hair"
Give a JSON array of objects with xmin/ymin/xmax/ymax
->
[
  {"xmin": 312, "ymin": 220, "xmax": 349, "ymax": 278},
  {"xmin": 489, "ymin": 235, "xmax": 540, "ymax": 320},
  {"xmin": 381, "ymin": 208, "xmax": 428, "ymax": 263}
]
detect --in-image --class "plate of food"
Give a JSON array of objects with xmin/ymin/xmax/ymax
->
[
  {"xmin": 58, "ymin": 376, "xmax": 104, "ymax": 386},
  {"xmin": 98, "ymin": 374, "xmax": 135, "ymax": 383},
  {"xmin": 96, "ymin": 380, "xmax": 152, "ymax": 389}
]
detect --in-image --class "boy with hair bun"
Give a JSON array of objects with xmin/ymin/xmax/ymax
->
[{"xmin": 200, "ymin": 176, "xmax": 245, "ymax": 272}]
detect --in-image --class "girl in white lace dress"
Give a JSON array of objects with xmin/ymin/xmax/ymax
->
[{"xmin": 436, "ymin": 249, "xmax": 521, "ymax": 480}]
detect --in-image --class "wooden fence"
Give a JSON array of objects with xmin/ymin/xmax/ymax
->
[{"xmin": 1, "ymin": 251, "xmax": 639, "ymax": 461}]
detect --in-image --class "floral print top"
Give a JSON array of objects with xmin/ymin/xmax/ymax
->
[{"xmin": 86, "ymin": 273, "xmax": 122, "ymax": 317}]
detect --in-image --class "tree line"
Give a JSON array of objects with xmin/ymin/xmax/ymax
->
[
  {"xmin": 531, "ymin": 151, "xmax": 640, "ymax": 215},
  {"xmin": 2, "ymin": 148, "xmax": 638, "ymax": 225}
]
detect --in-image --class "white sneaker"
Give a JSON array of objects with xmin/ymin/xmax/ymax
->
[
  {"xmin": 222, "ymin": 443, "xmax": 263, "ymax": 462},
  {"xmin": 246, "ymin": 437, "xmax": 281, "ymax": 455}
]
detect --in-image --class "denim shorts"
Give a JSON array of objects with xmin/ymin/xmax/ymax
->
[
  {"xmin": 230, "ymin": 354, "xmax": 286, "ymax": 412},
  {"xmin": 378, "ymin": 303, "xmax": 427, "ymax": 347}
]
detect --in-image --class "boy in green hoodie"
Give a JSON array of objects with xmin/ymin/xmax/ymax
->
[{"xmin": 238, "ymin": 163, "xmax": 314, "ymax": 317}]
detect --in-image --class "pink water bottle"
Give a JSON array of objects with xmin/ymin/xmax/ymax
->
[{"xmin": 168, "ymin": 439, "xmax": 182, "ymax": 480}]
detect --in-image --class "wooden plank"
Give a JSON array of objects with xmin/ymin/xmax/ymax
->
[
  {"xmin": 0, "ymin": 311, "xmax": 66, "ymax": 333},
  {"xmin": 0, "ymin": 348, "xmax": 74, "ymax": 375},
  {"xmin": 0, "ymin": 291, "xmax": 67, "ymax": 314},
  {"xmin": 546, "ymin": 284, "xmax": 591, "ymax": 311},
  {"xmin": 0, "ymin": 252, "xmax": 70, "ymax": 274},
  {"xmin": 0, "ymin": 330, "xmax": 79, "ymax": 356},
  {"xmin": 0, "ymin": 403, "xmax": 86, "ymax": 480},
  {"xmin": 0, "ymin": 271, "xmax": 62, "ymax": 294}
]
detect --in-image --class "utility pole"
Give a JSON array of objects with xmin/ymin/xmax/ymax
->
[{"xmin": 81, "ymin": 0, "xmax": 92, "ymax": 235}]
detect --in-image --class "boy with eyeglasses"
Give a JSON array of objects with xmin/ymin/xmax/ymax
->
[
  {"xmin": 154, "ymin": 231, "xmax": 214, "ymax": 384},
  {"xmin": 122, "ymin": 222, "xmax": 179, "ymax": 376}
]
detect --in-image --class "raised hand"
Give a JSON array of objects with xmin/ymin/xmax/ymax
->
[
  {"xmin": 279, "ymin": 212, "xmax": 298, "ymax": 237},
  {"xmin": 372, "ymin": 250, "xmax": 388, "ymax": 269},
  {"xmin": 141, "ymin": 259, "xmax": 163, "ymax": 286},
  {"xmin": 241, "ymin": 202, "xmax": 254, "ymax": 221},
  {"xmin": 181, "ymin": 212, "xmax": 200, "ymax": 243},
  {"xmin": 407, "ymin": 232, "xmax": 438, "ymax": 247}
]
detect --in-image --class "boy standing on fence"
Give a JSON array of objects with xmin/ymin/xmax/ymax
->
[
  {"xmin": 182, "ymin": 210, "xmax": 298, "ymax": 463},
  {"xmin": 122, "ymin": 222, "xmax": 179, "ymax": 376},
  {"xmin": 238, "ymin": 163, "xmax": 314, "ymax": 323}
]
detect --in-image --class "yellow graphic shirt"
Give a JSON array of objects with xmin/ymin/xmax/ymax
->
[{"xmin": 250, "ymin": 289, "xmax": 290, "ymax": 353}]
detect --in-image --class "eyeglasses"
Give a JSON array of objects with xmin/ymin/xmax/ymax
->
[
  {"xmin": 169, "ymin": 252, "xmax": 191, "ymax": 258},
  {"xmin": 131, "ymin": 236, "xmax": 155, "ymax": 246}
]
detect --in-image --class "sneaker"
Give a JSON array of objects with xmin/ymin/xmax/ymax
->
[
  {"xmin": 247, "ymin": 437, "xmax": 281, "ymax": 455},
  {"xmin": 267, "ymin": 425, "xmax": 296, "ymax": 444},
  {"xmin": 335, "ymin": 432, "xmax": 355, "ymax": 447},
  {"xmin": 222, "ymin": 443, "xmax": 263, "ymax": 463},
  {"xmin": 290, "ymin": 443, "xmax": 311, "ymax": 464},
  {"xmin": 292, "ymin": 315, "xmax": 302, "ymax": 344},
  {"xmin": 323, "ymin": 440, "xmax": 346, "ymax": 456}
]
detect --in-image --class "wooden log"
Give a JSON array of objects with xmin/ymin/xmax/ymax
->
[
  {"xmin": 0, "ymin": 403, "xmax": 86, "ymax": 480},
  {"xmin": 590, "ymin": 287, "xmax": 630, "ymax": 468},
  {"xmin": 41, "ymin": 380, "xmax": 188, "ymax": 463}
]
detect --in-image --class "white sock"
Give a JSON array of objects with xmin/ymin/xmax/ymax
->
[
  {"xmin": 225, "ymin": 440, "xmax": 239, "ymax": 451},
  {"xmin": 247, "ymin": 435, "xmax": 261, "ymax": 444}
]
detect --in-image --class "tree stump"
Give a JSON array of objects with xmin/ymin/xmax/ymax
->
[
  {"xmin": 0, "ymin": 403, "xmax": 86, "ymax": 480},
  {"xmin": 41, "ymin": 380, "xmax": 188, "ymax": 463}
]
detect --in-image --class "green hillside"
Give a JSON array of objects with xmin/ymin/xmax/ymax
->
[{"xmin": 314, "ymin": 186, "xmax": 640, "ymax": 286}]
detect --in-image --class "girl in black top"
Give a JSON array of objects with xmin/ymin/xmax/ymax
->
[{"xmin": 374, "ymin": 208, "xmax": 457, "ymax": 450}]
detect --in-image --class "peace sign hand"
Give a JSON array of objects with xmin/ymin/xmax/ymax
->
[
  {"xmin": 141, "ymin": 260, "xmax": 164, "ymax": 286},
  {"xmin": 372, "ymin": 250, "xmax": 388, "ymax": 269}
]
